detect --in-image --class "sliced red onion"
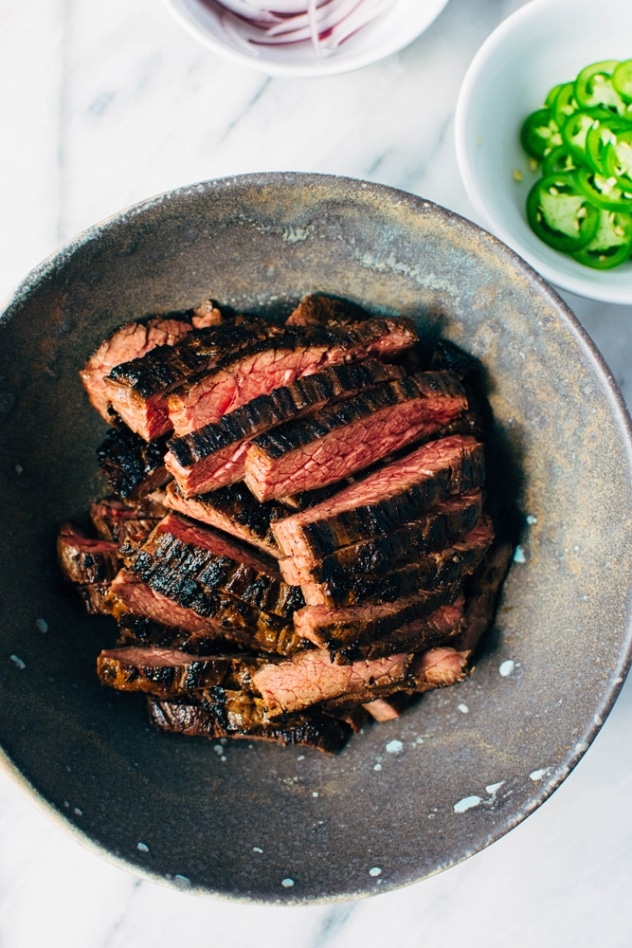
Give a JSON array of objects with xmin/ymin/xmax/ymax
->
[{"xmin": 204, "ymin": 0, "xmax": 395, "ymax": 54}]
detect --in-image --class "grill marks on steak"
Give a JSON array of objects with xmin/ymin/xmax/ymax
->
[
  {"xmin": 104, "ymin": 317, "xmax": 280, "ymax": 440},
  {"xmin": 278, "ymin": 489, "xmax": 484, "ymax": 585},
  {"xmin": 97, "ymin": 426, "xmax": 170, "ymax": 499},
  {"xmin": 244, "ymin": 371, "xmax": 468, "ymax": 502},
  {"xmin": 162, "ymin": 482, "xmax": 282, "ymax": 558},
  {"xmin": 166, "ymin": 318, "xmax": 419, "ymax": 436},
  {"xmin": 125, "ymin": 513, "xmax": 301, "ymax": 619},
  {"xmin": 96, "ymin": 646, "xmax": 261, "ymax": 697},
  {"xmin": 271, "ymin": 434, "xmax": 485, "ymax": 562},
  {"xmin": 299, "ymin": 517, "xmax": 494, "ymax": 609},
  {"xmin": 112, "ymin": 515, "xmax": 305, "ymax": 656},
  {"xmin": 147, "ymin": 692, "xmax": 351, "ymax": 753},
  {"xmin": 80, "ymin": 317, "xmax": 193, "ymax": 421},
  {"xmin": 164, "ymin": 359, "xmax": 404, "ymax": 496}
]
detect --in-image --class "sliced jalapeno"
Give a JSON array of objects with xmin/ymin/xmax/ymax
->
[
  {"xmin": 520, "ymin": 108, "xmax": 562, "ymax": 160},
  {"xmin": 526, "ymin": 173, "xmax": 600, "ymax": 253},
  {"xmin": 572, "ymin": 208, "xmax": 632, "ymax": 269}
]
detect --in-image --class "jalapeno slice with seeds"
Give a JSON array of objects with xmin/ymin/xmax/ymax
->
[
  {"xmin": 572, "ymin": 208, "xmax": 632, "ymax": 269},
  {"xmin": 526, "ymin": 173, "xmax": 599, "ymax": 253}
]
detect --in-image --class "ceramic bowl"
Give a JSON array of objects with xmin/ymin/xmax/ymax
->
[
  {"xmin": 1, "ymin": 173, "xmax": 632, "ymax": 903},
  {"xmin": 162, "ymin": 0, "xmax": 450, "ymax": 77},
  {"xmin": 455, "ymin": 0, "xmax": 632, "ymax": 305}
]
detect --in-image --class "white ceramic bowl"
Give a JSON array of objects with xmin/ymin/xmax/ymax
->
[
  {"xmin": 455, "ymin": 0, "xmax": 632, "ymax": 305},
  {"xmin": 163, "ymin": 0, "xmax": 450, "ymax": 77}
]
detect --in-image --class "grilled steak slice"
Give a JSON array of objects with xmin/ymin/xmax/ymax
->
[
  {"xmin": 163, "ymin": 482, "xmax": 282, "ymax": 559},
  {"xmin": 80, "ymin": 317, "xmax": 193, "ymax": 421},
  {"xmin": 252, "ymin": 645, "xmax": 469, "ymax": 716},
  {"xmin": 147, "ymin": 692, "xmax": 351, "ymax": 753},
  {"xmin": 164, "ymin": 359, "xmax": 404, "ymax": 496},
  {"xmin": 76, "ymin": 583, "xmax": 112, "ymax": 615},
  {"xmin": 323, "ymin": 599, "xmax": 466, "ymax": 664},
  {"xmin": 278, "ymin": 489, "xmax": 484, "ymax": 585},
  {"xmin": 126, "ymin": 513, "xmax": 302, "ymax": 619},
  {"xmin": 104, "ymin": 316, "xmax": 279, "ymax": 440},
  {"xmin": 167, "ymin": 318, "xmax": 419, "ymax": 436},
  {"xmin": 295, "ymin": 593, "xmax": 462, "ymax": 655},
  {"xmin": 96, "ymin": 646, "xmax": 261, "ymax": 697},
  {"xmin": 115, "ymin": 612, "xmax": 233, "ymax": 655},
  {"xmin": 245, "ymin": 371, "xmax": 468, "ymax": 502},
  {"xmin": 285, "ymin": 293, "xmax": 370, "ymax": 328},
  {"xmin": 89, "ymin": 496, "xmax": 165, "ymax": 545},
  {"xmin": 57, "ymin": 524, "xmax": 120, "ymax": 585},
  {"xmin": 300, "ymin": 517, "xmax": 494, "ymax": 608},
  {"xmin": 272, "ymin": 434, "xmax": 485, "ymax": 562},
  {"xmin": 453, "ymin": 539, "xmax": 515, "ymax": 654},
  {"xmin": 97, "ymin": 426, "xmax": 170, "ymax": 499},
  {"xmin": 109, "ymin": 569, "xmax": 303, "ymax": 657}
]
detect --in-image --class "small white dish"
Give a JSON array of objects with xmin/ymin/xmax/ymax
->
[
  {"xmin": 163, "ymin": 0, "xmax": 450, "ymax": 77},
  {"xmin": 455, "ymin": 0, "xmax": 632, "ymax": 305}
]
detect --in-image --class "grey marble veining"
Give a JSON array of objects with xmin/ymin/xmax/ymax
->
[{"xmin": 2, "ymin": 0, "xmax": 632, "ymax": 945}]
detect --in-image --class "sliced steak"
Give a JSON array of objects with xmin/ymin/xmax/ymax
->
[
  {"xmin": 285, "ymin": 293, "xmax": 370, "ymax": 328},
  {"xmin": 272, "ymin": 434, "xmax": 485, "ymax": 562},
  {"xmin": 115, "ymin": 612, "xmax": 232, "ymax": 655},
  {"xmin": 167, "ymin": 318, "xmax": 418, "ymax": 436},
  {"xmin": 89, "ymin": 496, "xmax": 166, "ymax": 545},
  {"xmin": 300, "ymin": 517, "xmax": 494, "ymax": 609},
  {"xmin": 80, "ymin": 317, "xmax": 193, "ymax": 421},
  {"xmin": 109, "ymin": 569, "xmax": 303, "ymax": 657},
  {"xmin": 452, "ymin": 539, "xmax": 515, "ymax": 654},
  {"xmin": 57, "ymin": 523, "xmax": 120, "ymax": 585},
  {"xmin": 278, "ymin": 488, "xmax": 484, "ymax": 585},
  {"xmin": 164, "ymin": 359, "xmax": 404, "ymax": 496},
  {"xmin": 295, "ymin": 594, "xmax": 463, "ymax": 656},
  {"xmin": 125, "ymin": 513, "xmax": 302, "ymax": 619},
  {"xmin": 324, "ymin": 599, "xmax": 466, "ymax": 664},
  {"xmin": 97, "ymin": 426, "xmax": 170, "ymax": 499},
  {"xmin": 162, "ymin": 481, "xmax": 282, "ymax": 559},
  {"xmin": 96, "ymin": 646, "xmax": 260, "ymax": 698},
  {"xmin": 245, "ymin": 371, "xmax": 468, "ymax": 502},
  {"xmin": 252, "ymin": 645, "xmax": 469, "ymax": 716},
  {"xmin": 147, "ymin": 692, "xmax": 351, "ymax": 753},
  {"xmin": 104, "ymin": 316, "xmax": 279, "ymax": 440}
]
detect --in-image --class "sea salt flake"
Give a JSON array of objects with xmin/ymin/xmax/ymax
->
[
  {"xmin": 454, "ymin": 795, "xmax": 483, "ymax": 814},
  {"xmin": 513, "ymin": 545, "xmax": 526, "ymax": 563},
  {"xmin": 35, "ymin": 618, "xmax": 48, "ymax": 633},
  {"xmin": 457, "ymin": 703, "xmax": 469, "ymax": 714},
  {"xmin": 281, "ymin": 878, "xmax": 295, "ymax": 888},
  {"xmin": 499, "ymin": 660, "xmax": 515, "ymax": 678},
  {"xmin": 486, "ymin": 781, "xmax": 504, "ymax": 795},
  {"xmin": 10, "ymin": 654, "xmax": 26, "ymax": 669},
  {"xmin": 529, "ymin": 768, "xmax": 550, "ymax": 781},
  {"xmin": 369, "ymin": 866, "xmax": 382, "ymax": 877},
  {"xmin": 253, "ymin": 846, "xmax": 264, "ymax": 854},
  {"xmin": 373, "ymin": 763, "xmax": 382, "ymax": 771},
  {"xmin": 137, "ymin": 842, "xmax": 149, "ymax": 853},
  {"xmin": 385, "ymin": 739, "xmax": 403, "ymax": 754}
]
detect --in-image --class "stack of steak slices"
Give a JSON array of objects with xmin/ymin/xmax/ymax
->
[{"xmin": 58, "ymin": 294, "xmax": 513, "ymax": 754}]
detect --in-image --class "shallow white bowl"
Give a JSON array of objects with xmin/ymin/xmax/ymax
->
[
  {"xmin": 163, "ymin": 0, "xmax": 450, "ymax": 77},
  {"xmin": 455, "ymin": 0, "xmax": 632, "ymax": 305}
]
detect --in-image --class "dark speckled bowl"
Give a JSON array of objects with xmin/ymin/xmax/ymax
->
[{"xmin": 2, "ymin": 173, "xmax": 632, "ymax": 903}]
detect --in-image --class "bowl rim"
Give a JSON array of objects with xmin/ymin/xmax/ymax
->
[
  {"xmin": 161, "ymin": 0, "xmax": 451, "ymax": 77},
  {"xmin": 454, "ymin": 0, "xmax": 632, "ymax": 305},
  {"xmin": 3, "ymin": 171, "xmax": 632, "ymax": 902}
]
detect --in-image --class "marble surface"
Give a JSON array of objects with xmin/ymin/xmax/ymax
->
[{"xmin": 2, "ymin": 0, "xmax": 632, "ymax": 944}]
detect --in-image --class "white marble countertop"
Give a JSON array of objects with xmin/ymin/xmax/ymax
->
[{"xmin": 2, "ymin": 1, "xmax": 632, "ymax": 945}]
